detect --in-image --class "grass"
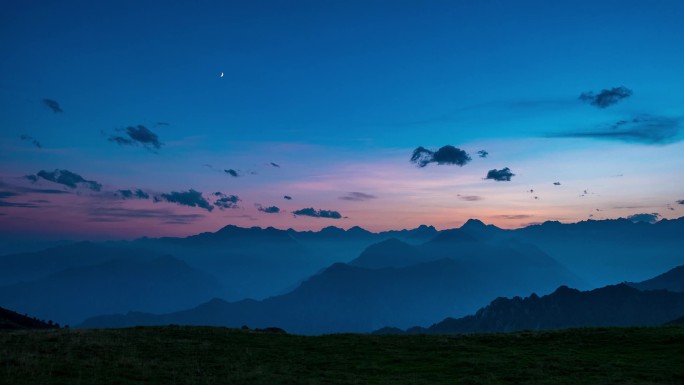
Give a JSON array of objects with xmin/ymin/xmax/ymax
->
[{"xmin": 1, "ymin": 326, "xmax": 684, "ymax": 384}]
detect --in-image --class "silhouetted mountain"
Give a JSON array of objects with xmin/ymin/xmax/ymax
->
[
  {"xmin": 628, "ymin": 265, "xmax": 684, "ymax": 292},
  {"xmin": 349, "ymin": 238, "xmax": 423, "ymax": 269},
  {"xmin": 0, "ymin": 255, "xmax": 221, "ymax": 325},
  {"xmin": 0, "ymin": 306, "xmax": 59, "ymax": 330},
  {"xmin": 665, "ymin": 315, "xmax": 684, "ymax": 326},
  {"xmin": 510, "ymin": 217, "xmax": 684, "ymax": 287},
  {"xmin": 81, "ymin": 237, "xmax": 580, "ymax": 334},
  {"xmin": 389, "ymin": 284, "xmax": 684, "ymax": 334},
  {"xmin": 0, "ymin": 242, "xmax": 160, "ymax": 286}
]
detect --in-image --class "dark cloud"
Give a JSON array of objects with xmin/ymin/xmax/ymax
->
[
  {"xmin": 292, "ymin": 207, "xmax": 343, "ymax": 219},
  {"xmin": 340, "ymin": 192, "xmax": 377, "ymax": 201},
  {"xmin": 118, "ymin": 189, "xmax": 150, "ymax": 200},
  {"xmin": 284, "ymin": 195, "xmax": 292, "ymax": 200},
  {"xmin": 19, "ymin": 134, "xmax": 42, "ymax": 149},
  {"xmin": 28, "ymin": 169, "xmax": 102, "ymax": 191},
  {"xmin": 256, "ymin": 204, "xmax": 280, "ymax": 214},
  {"xmin": 551, "ymin": 115, "xmax": 681, "ymax": 145},
  {"xmin": 270, "ymin": 162, "xmax": 280, "ymax": 168},
  {"xmin": 485, "ymin": 167, "xmax": 515, "ymax": 182},
  {"xmin": 410, "ymin": 145, "xmax": 471, "ymax": 168},
  {"xmin": 477, "ymin": 150, "xmax": 488, "ymax": 158},
  {"xmin": 579, "ymin": 86, "xmax": 633, "ymax": 108},
  {"xmin": 459, "ymin": 195, "xmax": 483, "ymax": 201},
  {"xmin": 213, "ymin": 192, "xmax": 240, "ymax": 210},
  {"xmin": 0, "ymin": 180, "xmax": 69, "ymax": 195},
  {"xmin": 88, "ymin": 207, "xmax": 204, "ymax": 224},
  {"xmin": 0, "ymin": 191, "xmax": 19, "ymax": 199},
  {"xmin": 493, "ymin": 214, "xmax": 532, "ymax": 220},
  {"xmin": 158, "ymin": 189, "xmax": 214, "ymax": 212},
  {"xmin": 109, "ymin": 125, "xmax": 163, "ymax": 151},
  {"xmin": 224, "ymin": 169, "xmax": 240, "ymax": 177},
  {"xmin": 42, "ymin": 98, "xmax": 63, "ymax": 113},
  {"xmin": 553, "ymin": 182, "xmax": 561, "ymax": 186},
  {"xmin": 627, "ymin": 213, "xmax": 660, "ymax": 224},
  {"xmin": 677, "ymin": 200, "xmax": 684, "ymax": 205},
  {"xmin": 0, "ymin": 200, "xmax": 39, "ymax": 208}
]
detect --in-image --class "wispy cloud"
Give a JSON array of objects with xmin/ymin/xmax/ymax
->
[
  {"xmin": 156, "ymin": 189, "xmax": 213, "ymax": 211},
  {"xmin": 459, "ymin": 195, "xmax": 483, "ymax": 201},
  {"xmin": 117, "ymin": 189, "xmax": 150, "ymax": 200},
  {"xmin": 42, "ymin": 98, "xmax": 63, "ymax": 113},
  {"xmin": 550, "ymin": 115, "xmax": 681, "ymax": 145},
  {"xmin": 339, "ymin": 192, "xmax": 377, "ymax": 201},
  {"xmin": 88, "ymin": 207, "xmax": 205, "ymax": 224},
  {"xmin": 27, "ymin": 169, "xmax": 102, "ymax": 191},
  {"xmin": 579, "ymin": 86, "xmax": 633, "ymax": 108},
  {"xmin": 224, "ymin": 169, "xmax": 240, "ymax": 177},
  {"xmin": 108, "ymin": 125, "xmax": 163, "ymax": 151},
  {"xmin": 292, "ymin": 207, "xmax": 343, "ymax": 219},
  {"xmin": 19, "ymin": 134, "xmax": 42, "ymax": 149},
  {"xmin": 213, "ymin": 192, "xmax": 240, "ymax": 209},
  {"xmin": 493, "ymin": 214, "xmax": 532, "ymax": 220},
  {"xmin": 256, "ymin": 204, "xmax": 280, "ymax": 214}
]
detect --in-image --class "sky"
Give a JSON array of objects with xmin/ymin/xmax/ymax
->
[{"xmin": 1, "ymin": 0, "xmax": 683, "ymax": 239}]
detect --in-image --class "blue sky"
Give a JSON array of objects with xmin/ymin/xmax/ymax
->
[{"xmin": 1, "ymin": 0, "xmax": 683, "ymax": 238}]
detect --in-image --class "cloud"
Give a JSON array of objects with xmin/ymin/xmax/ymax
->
[
  {"xmin": 42, "ymin": 98, "xmax": 63, "ymax": 113},
  {"xmin": 579, "ymin": 86, "xmax": 633, "ymax": 108},
  {"xmin": 410, "ymin": 145, "xmax": 472, "ymax": 168},
  {"xmin": 88, "ymin": 207, "xmax": 205, "ymax": 224},
  {"xmin": 553, "ymin": 182, "xmax": 561, "ymax": 186},
  {"xmin": 477, "ymin": 150, "xmax": 488, "ymax": 158},
  {"xmin": 108, "ymin": 125, "xmax": 163, "ymax": 151},
  {"xmin": 551, "ymin": 115, "xmax": 681, "ymax": 145},
  {"xmin": 485, "ymin": 167, "xmax": 515, "ymax": 182},
  {"xmin": 493, "ymin": 214, "xmax": 532, "ymax": 220},
  {"xmin": 677, "ymin": 200, "xmax": 684, "ymax": 205},
  {"xmin": 292, "ymin": 207, "xmax": 343, "ymax": 219},
  {"xmin": 459, "ymin": 195, "xmax": 483, "ymax": 201},
  {"xmin": 213, "ymin": 192, "xmax": 240, "ymax": 210},
  {"xmin": 157, "ymin": 189, "xmax": 214, "ymax": 212},
  {"xmin": 19, "ymin": 134, "xmax": 42, "ymax": 149},
  {"xmin": 627, "ymin": 213, "xmax": 660, "ymax": 224},
  {"xmin": 270, "ymin": 162, "xmax": 280, "ymax": 168},
  {"xmin": 0, "ymin": 200, "xmax": 39, "ymax": 208},
  {"xmin": 28, "ymin": 169, "xmax": 102, "ymax": 191},
  {"xmin": 340, "ymin": 192, "xmax": 377, "ymax": 201},
  {"xmin": 224, "ymin": 169, "xmax": 240, "ymax": 177},
  {"xmin": 284, "ymin": 195, "xmax": 292, "ymax": 200},
  {"xmin": 118, "ymin": 189, "xmax": 150, "ymax": 200},
  {"xmin": 256, "ymin": 204, "xmax": 280, "ymax": 214},
  {"xmin": 0, "ymin": 180, "xmax": 69, "ymax": 195}
]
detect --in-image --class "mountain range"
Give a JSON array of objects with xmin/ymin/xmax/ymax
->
[{"xmin": 1, "ymin": 217, "xmax": 683, "ymax": 332}]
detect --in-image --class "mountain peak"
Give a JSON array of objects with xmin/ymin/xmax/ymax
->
[{"xmin": 461, "ymin": 219, "xmax": 487, "ymax": 229}]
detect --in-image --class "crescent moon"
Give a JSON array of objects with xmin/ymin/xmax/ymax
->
[{"xmin": 220, "ymin": 72, "xmax": 224, "ymax": 78}]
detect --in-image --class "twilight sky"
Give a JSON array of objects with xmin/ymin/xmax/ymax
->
[{"xmin": 1, "ymin": 0, "xmax": 683, "ymax": 239}]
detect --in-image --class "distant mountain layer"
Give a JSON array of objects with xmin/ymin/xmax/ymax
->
[
  {"xmin": 628, "ymin": 265, "xmax": 684, "ymax": 292},
  {"xmin": 0, "ymin": 306, "xmax": 58, "ymax": 330},
  {"xmin": 0, "ymin": 254, "xmax": 221, "ymax": 326},
  {"xmin": 380, "ymin": 284, "xmax": 684, "ymax": 335},
  {"xmin": 81, "ymin": 235, "xmax": 580, "ymax": 334}
]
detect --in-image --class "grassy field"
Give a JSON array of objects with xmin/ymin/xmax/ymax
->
[{"xmin": 1, "ymin": 326, "xmax": 683, "ymax": 384}]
